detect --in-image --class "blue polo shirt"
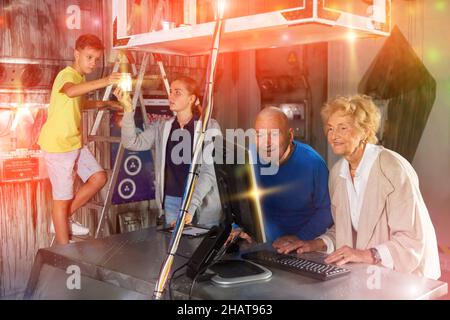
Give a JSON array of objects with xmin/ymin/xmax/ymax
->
[{"xmin": 255, "ymin": 141, "xmax": 333, "ymax": 243}]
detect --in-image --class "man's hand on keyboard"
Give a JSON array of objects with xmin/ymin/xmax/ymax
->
[
  {"xmin": 273, "ymin": 236, "xmax": 298, "ymax": 250},
  {"xmin": 273, "ymin": 236, "xmax": 326, "ymax": 255},
  {"xmin": 273, "ymin": 235, "xmax": 302, "ymax": 254}
]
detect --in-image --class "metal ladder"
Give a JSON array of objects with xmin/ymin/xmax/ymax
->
[
  {"xmin": 71, "ymin": 0, "xmax": 171, "ymax": 241},
  {"xmin": 89, "ymin": 50, "xmax": 170, "ymax": 239}
]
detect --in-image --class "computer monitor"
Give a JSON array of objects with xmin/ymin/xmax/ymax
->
[
  {"xmin": 213, "ymin": 137, "xmax": 267, "ymax": 243},
  {"xmin": 185, "ymin": 136, "xmax": 267, "ymax": 279}
]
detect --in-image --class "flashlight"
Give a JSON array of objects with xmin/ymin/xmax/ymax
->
[{"xmin": 118, "ymin": 73, "xmax": 132, "ymax": 92}]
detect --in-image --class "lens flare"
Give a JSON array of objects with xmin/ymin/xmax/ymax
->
[
  {"xmin": 118, "ymin": 73, "xmax": 132, "ymax": 92},
  {"xmin": 11, "ymin": 105, "xmax": 33, "ymax": 131},
  {"xmin": 435, "ymin": 0, "xmax": 447, "ymax": 12},
  {"xmin": 217, "ymin": 0, "xmax": 226, "ymax": 19},
  {"xmin": 346, "ymin": 30, "xmax": 357, "ymax": 42},
  {"xmin": 426, "ymin": 48, "xmax": 442, "ymax": 64}
]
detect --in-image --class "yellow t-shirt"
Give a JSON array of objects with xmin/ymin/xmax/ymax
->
[{"xmin": 38, "ymin": 66, "xmax": 85, "ymax": 152}]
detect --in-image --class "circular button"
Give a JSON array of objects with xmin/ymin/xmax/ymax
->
[
  {"xmin": 117, "ymin": 178, "xmax": 136, "ymax": 199},
  {"xmin": 124, "ymin": 155, "xmax": 142, "ymax": 176}
]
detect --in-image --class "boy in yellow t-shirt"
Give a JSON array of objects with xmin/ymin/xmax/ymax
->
[{"xmin": 38, "ymin": 34, "xmax": 122, "ymax": 245}]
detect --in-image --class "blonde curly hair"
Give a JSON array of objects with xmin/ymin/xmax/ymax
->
[{"xmin": 320, "ymin": 95, "xmax": 381, "ymax": 144}]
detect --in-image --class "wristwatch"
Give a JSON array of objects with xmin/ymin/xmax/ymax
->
[{"xmin": 369, "ymin": 248, "xmax": 382, "ymax": 264}]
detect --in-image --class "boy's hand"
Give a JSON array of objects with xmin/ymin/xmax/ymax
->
[
  {"xmin": 113, "ymin": 87, "xmax": 133, "ymax": 112},
  {"xmin": 108, "ymin": 72, "xmax": 122, "ymax": 86}
]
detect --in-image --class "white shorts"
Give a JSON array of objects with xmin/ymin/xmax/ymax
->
[{"xmin": 43, "ymin": 146, "xmax": 103, "ymax": 200}]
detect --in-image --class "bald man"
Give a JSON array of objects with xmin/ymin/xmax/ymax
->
[{"xmin": 254, "ymin": 107, "xmax": 333, "ymax": 254}]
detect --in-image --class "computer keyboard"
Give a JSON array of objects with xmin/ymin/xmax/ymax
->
[{"xmin": 242, "ymin": 250, "xmax": 350, "ymax": 281}]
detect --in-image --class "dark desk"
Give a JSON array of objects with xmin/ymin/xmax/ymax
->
[{"xmin": 25, "ymin": 227, "xmax": 448, "ymax": 300}]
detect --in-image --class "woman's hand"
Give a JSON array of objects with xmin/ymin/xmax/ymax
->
[
  {"xmin": 113, "ymin": 87, "xmax": 132, "ymax": 113},
  {"xmin": 184, "ymin": 213, "xmax": 193, "ymax": 225},
  {"xmin": 273, "ymin": 236, "xmax": 326, "ymax": 254},
  {"xmin": 170, "ymin": 213, "xmax": 193, "ymax": 228},
  {"xmin": 104, "ymin": 101, "xmax": 123, "ymax": 111},
  {"xmin": 324, "ymin": 245, "xmax": 373, "ymax": 266}
]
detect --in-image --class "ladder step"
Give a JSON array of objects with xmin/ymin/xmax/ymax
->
[
  {"xmin": 88, "ymin": 135, "xmax": 121, "ymax": 143},
  {"xmin": 85, "ymin": 201, "xmax": 104, "ymax": 210},
  {"xmin": 82, "ymin": 109, "xmax": 111, "ymax": 113},
  {"xmin": 71, "ymin": 235, "xmax": 94, "ymax": 242}
]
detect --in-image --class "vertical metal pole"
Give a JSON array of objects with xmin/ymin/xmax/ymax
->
[{"xmin": 153, "ymin": 0, "xmax": 226, "ymax": 300}]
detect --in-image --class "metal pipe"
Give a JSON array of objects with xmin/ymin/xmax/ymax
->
[{"xmin": 153, "ymin": 0, "xmax": 226, "ymax": 300}]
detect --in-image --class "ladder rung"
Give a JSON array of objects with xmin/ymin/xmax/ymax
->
[
  {"xmin": 85, "ymin": 201, "xmax": 104, "ymax": 210},
  {"xmin": 71, "ymin": 235, "xmax": 94, "ymax": 242},
  {"xmin": 88, "ymin": 135, "xmax": 121, "ymax": 143},
  {"xmin": 82, "ymin": 109, "xmax": 111, "ymax": 113}
]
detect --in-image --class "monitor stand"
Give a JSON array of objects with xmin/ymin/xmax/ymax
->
[{"xmin": 208, "ymin": 259, "xmax": 272, "ymax": 285}]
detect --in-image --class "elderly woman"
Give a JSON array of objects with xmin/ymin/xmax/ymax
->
[{"xmin": 277, "ymin": 95, "xmax": 441, "ymax": 279}]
